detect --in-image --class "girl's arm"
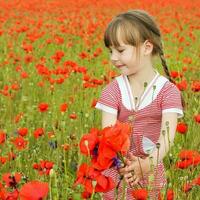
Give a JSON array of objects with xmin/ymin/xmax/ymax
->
[
  {"xmin": 102, "ymin": 111, "xmax": 117, "ymax": 128},
  {"xmin": 149, "ymin": 112, "xmax": 178, "ymax": 166}
]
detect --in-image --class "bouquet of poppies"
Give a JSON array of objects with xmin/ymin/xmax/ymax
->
[{"xmin": 74, "ymin": 120, "xmax": 132, "ymax": 198}]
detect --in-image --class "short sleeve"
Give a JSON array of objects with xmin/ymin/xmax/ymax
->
[
  {"xmin": 161, "ymin": 82, "xmax": 184, "ymax": 118},
  {"xmin": 95, "ymin": 79, "xmax": 120, "ymax": 115}
]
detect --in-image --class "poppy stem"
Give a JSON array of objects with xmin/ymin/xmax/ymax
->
[
  {"xmin": 166, "ymin": 121, "xmax": 171, "ymax": 150},
  {"xmin": 122, "ymin": 178, "xmax": 126, "ymax": 200},
  {"xmin": 137, "ymin": 157, "xmax": 145, "ymax": 182}
]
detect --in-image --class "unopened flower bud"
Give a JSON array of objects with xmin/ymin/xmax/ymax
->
[
  {"xmin": 50, "ymin": 169, "xmax": 55, "ymax": 177},
  {"xmin": 162, "ymin": 130, "xmax": 166, "ymax": 136},
  {"xmin": 84, "ymin": 140, "xmax": 89, "ymax": 147},
  {"xmin": 92, "ymin": 180, "xmax": 97, "ymax": 188},
  {"xmin": 156, "ymin": 142, "xmax": 160, "ymax": 149}
]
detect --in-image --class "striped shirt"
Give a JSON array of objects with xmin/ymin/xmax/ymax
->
[{"xmin": 95, "ymin": 70, "xmax": 183, "ymax": 199}]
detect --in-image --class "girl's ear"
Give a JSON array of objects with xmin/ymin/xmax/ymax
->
[{"xmin": 143, "ymin": 40, "xmax": 153, "ymax": 55}]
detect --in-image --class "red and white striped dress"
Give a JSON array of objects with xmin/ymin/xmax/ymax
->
[{"xmin": 95, "ymin": 70, "xmax": 183, "ymax": 199}]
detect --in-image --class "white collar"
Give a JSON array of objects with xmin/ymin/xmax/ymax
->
[{"xmin": 115, "ymin": 71, "xmax": 169, "ymax": 111}]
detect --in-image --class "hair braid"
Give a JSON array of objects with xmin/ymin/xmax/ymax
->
[
  {"xmin": 158, "ymin": 46, "xmax": 173, "ymax": 83},
  {"xmin": 158, "ymin": 44, "xmax": 186, "ymax": 109}
]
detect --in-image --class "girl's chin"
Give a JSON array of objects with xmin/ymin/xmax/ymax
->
[
  {"xmin": 118, "ymin": 68, "xmax": 130, "ymax": 74},
  {"xmin": 120, "ymin": 70, "xmax": 136, "ymax": 76}
]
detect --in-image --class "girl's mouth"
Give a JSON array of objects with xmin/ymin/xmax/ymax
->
[{"xmin": 116, "ymin": 65, "xmax": 125, "ymax": 68}]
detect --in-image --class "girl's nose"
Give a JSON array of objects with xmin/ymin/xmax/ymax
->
[{"xmin": 110, "ymin": 51, "xmax": 119, "ymax": 62}]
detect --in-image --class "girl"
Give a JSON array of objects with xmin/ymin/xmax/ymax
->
[{"xmin": 95, "ymin": 10, "xmax": 184, "ymax": 199}]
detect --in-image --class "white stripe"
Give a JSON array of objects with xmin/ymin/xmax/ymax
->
[
  {"xmin": 162, "ymin": 108, "xmax": 184, "ymax": 118},
  {"xmin": 95, "ymin": 103, "xmax": 118, "ymax": 115}
]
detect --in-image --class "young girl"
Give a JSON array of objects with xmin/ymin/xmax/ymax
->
[{"xmin": 95, "ymin": 10, "xmax": 184, "ymax": 199}]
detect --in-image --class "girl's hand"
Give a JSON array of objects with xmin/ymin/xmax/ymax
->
[{"xmin": 119, "ymin": 153, "xmax": 150, "ymax": 187}]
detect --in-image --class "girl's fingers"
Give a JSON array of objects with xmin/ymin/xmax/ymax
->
[
  {"xmin": 124, "ymin": 173, "xmax": 132, "ymax": 179},
  {"xmin": 126, "ymin": 165, "xmax": 135, "ymax": 172},
  {"xmin": 128, "ymin": 152, "xmax": 138, "ymax": 161},
  {"xmin": 125, "ymin": 175, "xmax": 138, "ymax": 185},
  {"xmin": 130, "ymin": 178, "xmax": 140, "ymax": 186}
]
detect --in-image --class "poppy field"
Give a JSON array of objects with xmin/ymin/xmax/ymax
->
[{"xmin": 0, "ymin": 0, "xmax": 200, "ymax": 199}]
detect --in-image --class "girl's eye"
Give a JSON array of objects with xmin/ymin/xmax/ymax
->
[{"xmin": 118, "ymin": 49, "xmax": 124, "ymax": 53}]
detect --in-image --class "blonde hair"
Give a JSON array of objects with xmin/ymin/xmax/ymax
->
[{"xmin": 104, "ymin": 9, "xmax": 185, "ymax": 109}]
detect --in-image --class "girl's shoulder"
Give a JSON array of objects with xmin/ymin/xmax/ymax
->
[
  {"xmin": 102, "ymin": 75, "xmax": 121, "ymax": 93},
  {"xmin": 160, "ymin": 76, "xmax": 181, "ymax": 94}
]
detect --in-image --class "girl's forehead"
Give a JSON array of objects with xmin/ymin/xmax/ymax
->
[{"xmin": 110, "ymin": 28, "xmax": 133, "ymax": 47}]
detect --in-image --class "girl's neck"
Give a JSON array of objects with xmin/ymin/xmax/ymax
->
[{"xmin": 127, "ymin": 67, "xmax": 157, "ymax": 88}]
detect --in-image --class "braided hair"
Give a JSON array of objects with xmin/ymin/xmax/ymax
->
[{"xmin": 158, "ymin": 43, "xmax": 185, "ymax": 109}]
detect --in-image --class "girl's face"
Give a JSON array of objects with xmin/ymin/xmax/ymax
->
[{"xmin": 109, "ymin": 42, "xmax": 142, "ymax": 76}]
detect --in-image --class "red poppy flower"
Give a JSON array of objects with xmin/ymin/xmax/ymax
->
[
  {"xmin": 33, "ymin": 128, "xmax": 45, "ymax": 139},
  {"xmin": 132, "ymin": 188, "xmax": 148, "ymax": 200},
  {"xmin": 182, "ymin": 57, "xmax": 192, "ymax": 64},
  {"xmin": 74, "ymin": 163, "xmax": 115, "ymax": 195},
  {"xmin": 33, "ymin": 160, "xmax": 54, "ymax": 175},
  {"xmin": 83, "ymin": 74, "xmax": 90, "ymax": 81},
  {"xmin": 194, "ymin": 114, "xmax": 200, "ymax": 123},
  {"xmin": 22, "ymin": 43, "xmax": 33, "ymax": 53},
  {"xmin": 176, "ymin": 159, "xmax": 193, "ymax": 169},
  {"xmin": 176, "ymin": 79, "xmax": 187, "ymax": 91},
  {"xmin": 176, "ymin": 122, "xmax": 188, "ymax": 134},
  {"xmin": 18, "ymin": 128, "xmax": 28, "ymax": 137},
  {"xmin": 79, "ymin": 128, "xmax": 99, "ymax": 156},
  {"xmin": 192, "ymin": 176, "xmax": 200, "ymax": 186},
  {"xmin": 183, "ymin": 175, "xmax": 200, "ymax": 193},
  {"xmin": 19, "ymin": 181, "xmax": 49, "ymax": 200},
  {"xmin": 11, "ymin": 83, "xmax": 20, "ymax": 91},
  {"xmin": 81, "ymin": 191, "xmax": 91, "ymax": 199},
  {"xmin": 93, "ymin": 121, "xmax": 131, "ymax": 170},
  {"xmin": 79, "ymin": 51, "xmax": 88, "ymax": 59},
  {"xmin": 170, "ymin": 71, "xmax": 182, "ymax": 79},
  {"xmin": 91, "ymin": 79, "xmax": 103, "ymax": 85},
  {"xmin": 54, "ymin": 35, "xmax": 64, "ymax": 44},
  {"xmin": 38, "ymin": 103, "xmax": 49, "ymax": 112},
  {"xmin": 51, "ymin": 50, "xmax": 64, "ymax": 63},
  {"xmin": 2, "ymin": 172, "xmax": 21, "ymax": 187},
  {"xmin": 0, "ymin": 186, "xmax": 6, "ymax": 199},
  {"xmin": 60, "ymin": 103, "xmax": 68, "ymax": 112},
  {"xmin": 0, "ymin": 131, "xmax": 6, "ymax": 144},
  {"xmin": 191, "ymin": 80, "xmax": 200, "ymax": 92},
  {"xmin": 83, "ymin": 82, "xmax": 97, "ymax": 88},
  {"xmin": 4, "ymin": 189, "xmax": 19, "ymax": 200},
  {"xmin": 176, "ymin": 149, "xmax": 200, "ymax": 169},
  {"xmin": 0, "ymin": 156, "xmax": 7, "ymax": 165},
  {"xmin": 166, "ymin": 189, "xmax": 174, "ymax": 200},
  {"xmin": 183, "ymin": 183, "xmax": 192, "ymax": 192},
  {"xmin": 21, "ymin": 71, "xmax": 29, "ymax": 79},
  {"xmin": 77, "ymin": 66, "xmax": 87, "ymax": 74},
  {"xmin": 12, "ymin": 136, "xmax": 28, "ymax": 150},
  {"xmin": 192, "ymin": 155, "xmax": 200, "ymax": 166},
  {"xmin": 179, "ymin": 150, "xmax": 199, "ymax": 160},
  {"xmin": 69, "ymin": 113, "xmax": 77, "ymax": 119}
]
